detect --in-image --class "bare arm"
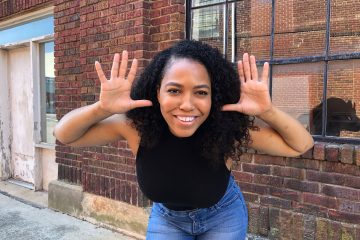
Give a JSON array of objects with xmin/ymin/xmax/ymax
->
[
  {"xmin": 249, "ymin": 106, "xmax": 314, "ymax": 157},
  {"xmin": 53, "ymin": 102, "xmax": 137, "ymax": 149},
  {"xmin": 53, "ymin": 51, "xmax": 152, "ymax": 154}
]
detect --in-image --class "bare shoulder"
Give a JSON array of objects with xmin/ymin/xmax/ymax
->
[{"xmin": 108, "ymin": 114, "xmax": 140, "ymax": 154}]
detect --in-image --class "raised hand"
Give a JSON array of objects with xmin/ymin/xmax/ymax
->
[
  {"xmin": 95, "ymin": 51, "xmax": 152, "ymax": 114},
  {"xmin": 222, "ymin": 53, "xmax": 272, "ymax": 117}
]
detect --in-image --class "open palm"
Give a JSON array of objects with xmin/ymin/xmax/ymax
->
[
  {"xmin": 222, "ymin": 53, "xmax": 272, "ymax": 116},
  {"xmin": 95, "ymin": 51, "xmax": 152, "ymax": 114}
]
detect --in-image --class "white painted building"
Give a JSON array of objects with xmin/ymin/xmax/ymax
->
[{"xmin": 0, "ymin": 7, "xmax": 57, "ymax": 191}]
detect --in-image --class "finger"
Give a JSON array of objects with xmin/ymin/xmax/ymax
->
[
  {"xmin": 262, "ymin": 62, "xmax": 270, "ymax": 82},
  {"xmin": 221, "ymin": 104, "xmax": 241, "ymax": 112},
  {"xmin": 243, "ymin": 53, "xmax": 252, "ymax": 81},
  {"xmin": 129, "ymin": 100, "xmax": 153, "ymax": 110},
  {"xmin": 95, "ymin": 61, "xmax": 107, "ymax": 84},
  {"xmin": 238, "ymin": 60, "xmax": 245, "ymax": 83},
  {"xmin": 250, "ymin": 55, "xmax": 258, "ymax": 81},
  {"xmin": 119, "ymin": 50, "xmax": 128, "ymax": 78},
  {"xmin": 110, "ymin": 53, "xmax": 120, "ymax": 79},
  {"xmin": 127, "ymin": 58, "xmax": 138, "ymax": 83}
]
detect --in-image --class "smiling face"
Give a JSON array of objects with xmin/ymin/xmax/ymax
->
[{"xmin": 157, "ymin": 58, "xmax": 212, "ymax": 137}]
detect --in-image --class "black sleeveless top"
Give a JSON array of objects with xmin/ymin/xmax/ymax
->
[{"xmin": 136, "ymin": 128, "xmax": 231, "ymax": 209}]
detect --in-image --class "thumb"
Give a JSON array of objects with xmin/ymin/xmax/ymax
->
[{"xmin": 129, "ymin": 100, "xmax": 153, "ymax": 110}]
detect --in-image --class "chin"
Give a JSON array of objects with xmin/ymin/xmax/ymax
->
[{"xmin": 169, "ymin": 128, "xmax": 198, "ymax": 138}]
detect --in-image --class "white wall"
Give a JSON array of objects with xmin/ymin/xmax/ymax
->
[{"xmin": 0, "ymin": 49, "xmax": 11, "ymax": 180}]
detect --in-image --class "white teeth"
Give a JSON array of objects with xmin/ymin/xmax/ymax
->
[{"xmin": 177, "ymin": 116, "xmax": 195, "ymax": 122}]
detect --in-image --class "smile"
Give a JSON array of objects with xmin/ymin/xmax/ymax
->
[{"xmin": 176, "ymin": 116, "xmax": 197, "ymax": 122}]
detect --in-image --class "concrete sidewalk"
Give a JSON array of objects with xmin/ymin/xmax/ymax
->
[{"xmin": 0, "ymin": 181, "xmax": 138, "ymax": 240}]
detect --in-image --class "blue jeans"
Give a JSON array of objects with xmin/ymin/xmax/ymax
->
[{"xmin": 146, "ymin": 175, "xmax": 248, "ymax": 240}]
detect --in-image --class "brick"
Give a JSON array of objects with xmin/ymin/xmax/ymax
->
[
  {"xmin": 272, "ymin": 165, "xmax": 304, "ymax": 179},
  {"xmin": 313, "ymin": 142, "xmax": 326, "ymax": 160},
  {"xmin": 269, "ymin": 187, "xmax": 301, "ymax": 201},
  {"xmin": 341, "ymin": 223, "xmax": 356, "ymax": 240},
  {"xmin": 355, "ymin": 146, "xmax": 360, "ymax": 167},
  {"xmin": 259, "ymin": 206, "xmax": 269, "ymax": 236},
  {"xmin": 344, "ymin": 175, "xmax": 360, "ymax": 189},
  {"xmin": 306, "ymin": 170, "xmax": 346, "ymax": 186},
  {"xmin": 293, "ymin": 202, "xmax": 328, "ymax": 218},
  {"xmin": 242, "ymin": 163, "xmax": 271, "ymax": 174},
  {"xmin": 321, "ymin": 161, "xmax": 360, "ymax": 177},
  {"xmin": 284, "ymin": 178, "xmax": 319, "ymax": 193},
  {"xmin": 321, "ymin": 185, "xmax": 360, "ymax": 201},
  {"xmin": 131, "ymin": 184, "xmax": 138, "ymax": 205},
  {"xmin": 268, "ymin": 208, "xmax": 280, "ymax": 239},
  {"xmin": 239, "ymin": 153, "xmax": 253, "ymax": 163},
  {"xmin": 260, "ymin": 196, "xmax": 292, "ymax": 209},
  {"xmin": 292, "ymin": 213, "xmax": 304, "ymax": 240},
  {"xmin": 247, "ymin": 203, "xmax": 260, "ymax": 234},
  {"xmin": 327, "ymin": 220, "xmax": 341, "ymax": 240},
  {"xmin": 315, "ymin": 218, "xmax": 328, "ymax": 240},
  {"xmin": 242, "ymin": 192, "xmax": 259, "ymax": 203},
  {"xmin": 301, "ymin": 147, "xmax": 313, "ymax": 159},
  {"xmin": 253, "ymin": 175, "xmax": 283, "ymax": 186},
  {"xmin": 279, "ymin": 211, "xmax": 293, "ymax": 239},
  {"xmin": 232, "ymin": 171, "xmax": 253, "ymax": 183},
  {"xmin": 328, "ymin": 209, "xmax": 360, "ymax": 224},
  {"xmin": 254, "ymin": 154, "xmax": 285, "ymax": 166},
  {"xmin": 340, "ymin": 144, "xmax": 354, "ymax": 164},
  {"xmin": 303, "ymin": 193, "xmax": 338, "ymax": 209},
  {"xmin": 237, "ymin": 182, "xmax": 269, "ymax": 195},
  {"xmin": 355, "ymin": 226, "xmax": 360, "ymax": 240},
  {"xmin": 338, "ymin": 199, "xmax": 360, "ymax": 214},
  {"xmin": 303, "ymin": 215, "xmax": 316, "ymax": 240},
  {"xmin": 325, "ymin": 144, "xmax": 340, "ymax": 162}
]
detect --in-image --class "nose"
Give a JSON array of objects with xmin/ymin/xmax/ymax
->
[{"xmin": 179, "ymin": 94, "xmax": 195, "ymax": 111}]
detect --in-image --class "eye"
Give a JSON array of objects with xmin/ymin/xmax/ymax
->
[
  {"xmin": 167, "ymin": 88, "xmax": 180, "ymax": 95},
  {"xmin": 196, "ymin": 90, "xmax": 209, "ymax": 96}
]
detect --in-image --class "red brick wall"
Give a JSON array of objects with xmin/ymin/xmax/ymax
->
[
  {"xmin": 52, "ymin": 0, "xmax": 359, "ymax": 238},
  {"xmin": 0, "ymin": 0, "xmax": 53, "ymax": 19},
  {"xmin": 3, "ymin": 0, "xmax": 358, "ymax": 238},
  {"xmin": 54, "ymin": 0, "xmax": 185, "ymax": 207}
]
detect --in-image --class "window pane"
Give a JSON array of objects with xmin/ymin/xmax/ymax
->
[
  {"xmin": 191, "ymin": 4, "xmax": 224, "ymax": 53},
  {"xmin": 41, "ymin": 41, "xmax": 57, "ymax": 144},
  {"xmin": 235, "ymin": 0, "xmax": 271, "ymax": 61},
  {"xmin": 192, "ymin": 0, "xmax": 225, "ymax": 7},
  {"xmin": 330, "ymin": 0, "xmax": 360, "ymax": 54},
  {"xmin": 272, "ymin": 63, "xmax": 324, "ymax": 135},
  {"xmin": 326, "ymin": 60, "xmax": 360, "ymax": 138},
  {"xmin": 0, "ymin": 16, "xmax": 54, "ymax": 45},
  {"xmin": 274, "ymin": 0, "xmax": 326, "ymax": 58}
]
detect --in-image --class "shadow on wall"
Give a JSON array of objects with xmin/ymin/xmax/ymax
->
[{"xmin": 311, "ymin": 97, "xmax": 360, "ymax": 136}]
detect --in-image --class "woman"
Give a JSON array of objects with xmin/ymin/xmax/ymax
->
[{"xmin": 54, "ymin": 40, "xmax": 314, "ymax": 239}]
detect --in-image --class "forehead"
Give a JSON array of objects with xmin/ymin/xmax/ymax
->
[{"xmin": 161, "ymin": 58, "xmax": 211, "ymax": 86}]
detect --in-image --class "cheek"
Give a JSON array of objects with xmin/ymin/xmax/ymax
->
[{"xmin": 201, "ymin": 98, "xmax": 212, "ymax": 116}]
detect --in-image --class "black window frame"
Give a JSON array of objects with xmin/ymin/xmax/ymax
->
[{"xmin": 186, "ymin": 0, "xmax": 360, "ymax": 144}]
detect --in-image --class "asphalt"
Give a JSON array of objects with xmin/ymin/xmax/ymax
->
[{"xmin": 0, "ymin": 181, "xmax": 137, "ymax": 240}]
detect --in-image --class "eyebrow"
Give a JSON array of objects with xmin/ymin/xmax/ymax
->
[{"xmin": 164, "ymin": 82, "xmax": 210, "ymax": 89}]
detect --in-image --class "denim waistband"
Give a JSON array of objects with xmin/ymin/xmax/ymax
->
[{"xmin": 158, "ymin": 175, "xmax": 240, "ymax": 215}]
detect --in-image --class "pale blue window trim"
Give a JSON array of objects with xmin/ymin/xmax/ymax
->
[{"xmin": 0, "ymin": 15, "xmax": 54, "ymax": 45}]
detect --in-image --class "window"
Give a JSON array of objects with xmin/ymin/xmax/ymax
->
[
  {"xmin": 187, "ymin": 0, "xmax": 360, "ymax": 143},
  {"xmin": 0, "ymin": 14, "xmax": 56, "ymax": 146},
  {"xmin": 40, "ymin": 41, "xmax": 56, "ymax": 144}
]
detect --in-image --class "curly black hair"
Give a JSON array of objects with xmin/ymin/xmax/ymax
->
[{"xmin": 127, "ymin": 39, "xmax": 254, "ymax": 166}]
